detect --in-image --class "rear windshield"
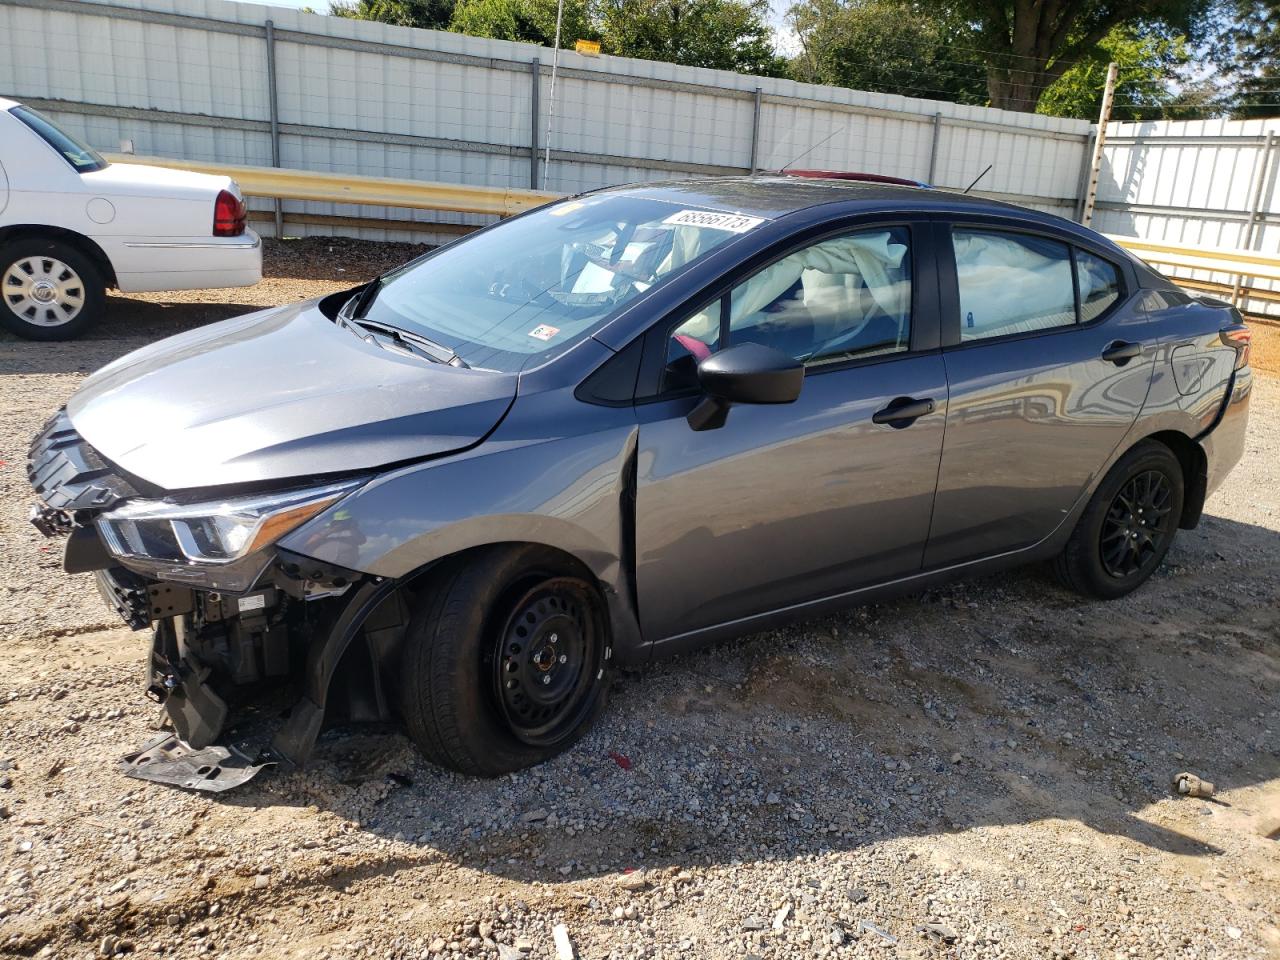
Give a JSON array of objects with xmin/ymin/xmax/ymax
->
[
  {"xmin": 10, "ymin": 106, "xmax": 108, "ymax": 173},
  {"xmin": 356, "ymin": 195, "xmax": 767, "ymax": 372}
]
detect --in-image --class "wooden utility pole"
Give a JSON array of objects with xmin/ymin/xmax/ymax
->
[{"xmin": 1080, "ymin": 62, "xmax": 1118, "ymax": 227}]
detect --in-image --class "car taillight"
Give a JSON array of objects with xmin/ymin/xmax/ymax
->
[
  {"xmin": 213, "ymin": 189, "xmax": 246, "ymax": 237},
  {"xmin": 1220, "ymin": 323, "xmax": 1252, "ymax": 370}
]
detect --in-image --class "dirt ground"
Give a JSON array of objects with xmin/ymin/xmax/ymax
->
[{"xmin": 1, "ymin": 239, "xmax": 1277, "ymax": 960}]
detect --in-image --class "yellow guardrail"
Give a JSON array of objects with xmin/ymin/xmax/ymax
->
[
  {"xmin": 1108, "ymin": 235, "xmax": 1280, "ymax": 283},
  {"xmin": 102, "ymin": 154, "xmax": 561, "ymax": 218}
]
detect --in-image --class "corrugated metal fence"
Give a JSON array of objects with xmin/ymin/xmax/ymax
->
[
  {"xmin": 6, "ymin": 0, "xmax": 1280, "ymax": 320},
  {"xmin": 0, "ymin": 0, "xmax": 1091, "ymax": 244},
  {"xmin": 1095, "ymin": 117, "xmax": 1280, "ymax": 318}
]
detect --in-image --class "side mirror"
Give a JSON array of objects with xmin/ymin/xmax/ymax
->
[{"xmin": 687, "ymin": 342, "xmax": 804, "ymax": 431}]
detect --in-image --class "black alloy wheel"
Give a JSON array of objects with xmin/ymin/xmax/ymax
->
[{"xmin": 1099, "ymin": 469, "xmax": 1176, "ymax": 579}]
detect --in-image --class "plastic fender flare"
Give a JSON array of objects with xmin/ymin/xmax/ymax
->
[{"xmin": 268, "ymin": 577, "xmax": 400, "ymax": 768}]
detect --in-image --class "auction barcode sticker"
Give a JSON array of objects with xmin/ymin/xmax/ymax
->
[{"xmin": 663, "ymin": 210, "xmax": 765, "ymax": 233}]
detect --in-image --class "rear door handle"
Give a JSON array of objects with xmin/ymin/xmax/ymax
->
[
  {"xmin": 1101, "ymin": 340, "xmax": 1143, "ymax": 364},
  {"xmin": 872, "ymin": 396, "xmax": 936, "ymax": 426}
]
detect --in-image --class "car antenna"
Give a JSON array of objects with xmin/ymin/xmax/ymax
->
[
  {"xmin": 780, "ymin": 126, "xmax": 845, "ymax": 172},
  {"xmin": 962, "ymin": 164, "xmax": 994, "ymax": 194}
]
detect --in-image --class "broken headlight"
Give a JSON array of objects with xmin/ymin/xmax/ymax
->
[{"xmin": 96, "ymin": 480, "xmax": 362, "ymax": 567}]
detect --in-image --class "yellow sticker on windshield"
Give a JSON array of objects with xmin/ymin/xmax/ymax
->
[{"xmin": 663, "ymin": 210, "xmax": 765, "ymax": 233}]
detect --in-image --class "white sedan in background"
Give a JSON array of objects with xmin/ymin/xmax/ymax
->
[{"xmin": 0, "ymin": 98, "xmax": 262, "ymax": 340}]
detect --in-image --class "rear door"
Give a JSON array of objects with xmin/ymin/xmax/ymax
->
[
  {"xmin": 923, "ymin": 220, "xmax": 1155, "ymax": 568},
  {"xmin": 633, "ymin": 218, "xmax": 948, "ymax": 645}
]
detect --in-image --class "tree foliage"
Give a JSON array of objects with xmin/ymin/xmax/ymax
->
[
  {"xmin": 330, "ymin": 0, "xmax": 456, "ymax": 29},
  {"xmin": 789, "ymin": 0, "xmax": 987, "ymax": 104},
  {"xmin": 1036, "ymin": 23, "xmax": 1193, "ymax": 120},
  {"xmin": 938, "ymin": 0, "xmax": 1211, "ymax": 112}
]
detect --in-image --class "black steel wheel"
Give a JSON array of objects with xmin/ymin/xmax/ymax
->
[
  {"xmin": 1099, "ymin": 470, "xmax": 1176, "ymax": 579},
  {"xmin": 1054, "ymin": 440, "xmax": 1184, "ymax": 600},
  {"xmin": 398, "ymin": 545, "xmax": 611, "ymax": 776},
  {"xmin": 492, "ymin": 577, "xmax": 602, "ymax": 747}
]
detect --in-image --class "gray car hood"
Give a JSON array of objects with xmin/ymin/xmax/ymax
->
[{"xmin": 67, "ymin": 301, "xmax": 517, "ymax": 491}]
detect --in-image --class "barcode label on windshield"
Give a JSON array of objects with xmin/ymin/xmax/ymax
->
[{"xmin": 663, "ymin": 210, "xmax": 765, "ymax": 233}]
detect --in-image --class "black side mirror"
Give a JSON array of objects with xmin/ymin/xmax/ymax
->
[{"xmin": 687, "ymin": 342, "xmax": 805, "ymax": 431}]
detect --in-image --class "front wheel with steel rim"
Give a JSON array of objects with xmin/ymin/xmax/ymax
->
[
  {"xmin": 398, "ymin": 546, "xmax": 611, "ymax": 777},
  {"xmin": 0, "ymin": 238, "xmax": 105, "ymax": 341},
  {"xmin": 1054, "ymin": 440, "xmax": 1185, "ymax": 600}
]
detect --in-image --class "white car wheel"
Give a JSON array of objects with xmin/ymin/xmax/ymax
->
[
  {"xmin": 3, "ymin": 256, "xmax": 86, "ymax": 327},
  {"xmin": 0, "ymin": 239, "xmax": 105, "ymax": 341}
]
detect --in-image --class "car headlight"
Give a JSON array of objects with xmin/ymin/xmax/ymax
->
[{"xmin": 97, "ymin": 480, "xmax": 362, "ymax": 566}]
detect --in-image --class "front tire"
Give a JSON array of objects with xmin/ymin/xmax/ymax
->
[
  {"xmin": 0, "ymin": 238, "xmax": 106, "ymax": 340},
  {"xmin": 1054, "ymin": 440, "xmax": 1184, "ymax": 599},
  {"xmin": 398, "ymin": 546, "xmax": 611, "ymax": 776}
]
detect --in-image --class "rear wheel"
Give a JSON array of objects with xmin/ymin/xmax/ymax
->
[
  {"xmin": 1054, "ymin": 440, "xmax": 1184, "ymax": 599},
  {"xmin": 398, "ymin": 546, "xmax": 611, "ymax": 776},
  {"xmin": 0, "ymin": 238, "xmax": 105, "ymax": 340}
]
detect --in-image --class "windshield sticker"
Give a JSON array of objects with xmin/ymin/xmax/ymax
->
[
  {"xmin": 548, "ymin": 201, "xmax": 585, "ymax": 217},
  {"xmin": 663, "ymin": 210, "xmax": 765, "ymax": 233},
  {"xmin": 529, "ymin": 324, "xmax": 561, "ymax": 341}
]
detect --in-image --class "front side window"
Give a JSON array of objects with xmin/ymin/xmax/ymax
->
[
  {"xmin": 358, "ymin": 195, "xmax": 757, "ymax": 372},
  {"xmin": 665, "ymin": 226, "xmax": 912, "ymax": 383},
  {"xmin": 954, "ymin": 229, "xmax": 1075, "ymax": 342},
  {"xmin": 10, "ymin": 106, "xmax": 107, "ymax": 173}
]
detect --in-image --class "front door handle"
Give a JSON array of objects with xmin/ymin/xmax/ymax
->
[
  {"xmin": 1101, "ymin": 340, "xmax": 1143, "ymax": 364},
  {"xmin": 872, "ymin": 396, "xmax": 936, "ymax": 426}
]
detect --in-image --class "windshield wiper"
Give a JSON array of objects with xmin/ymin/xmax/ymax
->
[{"xmin": 342, "ymin": 315, "xmax": 470, "ymax": 368}]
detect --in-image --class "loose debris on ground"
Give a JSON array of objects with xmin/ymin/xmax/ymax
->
[{"xmin": 1, "ymin": 238, "xmax": 1277, "ymax": 959}]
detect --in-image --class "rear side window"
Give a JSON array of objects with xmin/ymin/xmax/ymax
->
[
  {"xmin": 9, "ymin": 106, "xmax": 107, "ymax": 173},
  {"xmin": 1076, "ymin": 249, "xmax": 1122, "ymax": 322},
  {"xmin": 954, "ymin": 229, "xmax": 1075, "ymax": 341}
]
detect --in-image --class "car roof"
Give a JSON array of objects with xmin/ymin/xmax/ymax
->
[
  {"xmin": 603, "ymin": 175, "xmax": 1108, "ymax": 247},
  {"xmin": 0, "ymin": 97, "xmax": 17, "ymax": 111}
]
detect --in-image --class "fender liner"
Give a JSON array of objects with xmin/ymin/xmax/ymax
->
[{"xmin": 268, "ymin": 577, "xmax": 400, "ymax": 768}]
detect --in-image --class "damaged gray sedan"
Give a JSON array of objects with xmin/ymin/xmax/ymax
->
[{"xmin": 27, "ymin": 177, "xmax": 1252, "ymax": 790}]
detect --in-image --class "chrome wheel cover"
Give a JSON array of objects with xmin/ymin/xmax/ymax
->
[{"xmin": 3, "ymin": 256, "xmax": 86, "ymax": 327}]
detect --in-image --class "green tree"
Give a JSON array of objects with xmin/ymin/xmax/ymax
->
[
  {"xmin": 1036, "ymin": 23, "xmax": 1193, "ymax": 120},
  {"xmin": 448, "ymin": 0, "xmax": 591, "ymax": 45},
  {"xmin": 788, "ymin": 0, "xmax": 987, "ymax": 104},
  {"xmin": 595, "ymin": 0, "xmax": 784, "ymax": 73},
  {"xmin": 329, "ymin": 0, "xmax": 456, "ymax": 30},
  {"xmin": 1214, "ymin": 0, "xmax": 1280, "ymax": 117},
  {"xmin": 925, "ymin": 0, "xmax": 1212, "ymax": 112}
]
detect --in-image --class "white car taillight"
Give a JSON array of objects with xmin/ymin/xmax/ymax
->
[{"xmin": 213, "ymin": 188, "xmax": 247, "ymax": 237}]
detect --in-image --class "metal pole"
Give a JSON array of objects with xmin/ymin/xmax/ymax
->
[
  {"xmin": 543, "ymin": 0, "xmax": 565, "ymax": 190},
  {"xmin": 1232, "ymin": 130, "xmax": 1275, "ymax": 307},
  {"xmin": 265, "ymin": 18, "xmax": 283, "ymax": 239},
  {"xmin": 927, "ymin": 111, "xmax": 941, "ymax": 184},
  {"xmin": 530, "ymin": 59, "xmax": 541, "ymax": 189},
  {"xmin": 749, "ymin": 87, "xmax": 762, "ymax": 173},
  {"xmin": 1080, "ymin": 62, "xmax": 1118, "ymax": 227},
  {"xmin": 1073, "ymin": 130, "xmax": 1095, "ymax": 222}
]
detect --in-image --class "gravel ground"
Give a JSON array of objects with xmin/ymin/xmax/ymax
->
[{"xmin": 1, "ymin": 238, "xmax": 1277, "ymax": 960}]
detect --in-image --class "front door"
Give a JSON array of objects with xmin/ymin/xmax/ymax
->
[
  {"xmin": 923, "ymin": 222, "xmax": 1155, "ymax": 568},
  {"xmin": 633, "ymin": 222, "xmax": 948, "ymax": 644}
]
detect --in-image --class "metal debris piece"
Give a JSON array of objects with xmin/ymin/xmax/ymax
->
[
  {"xmin": 857, "ymin": 920, "xmax": 898, "ymax": 945},
  {"xmin": 1172, "ymin": 771, "xmax": 1215, "ymax": 798},
  {"xmin": 120, "ymin": 733, "xmax": 272, "ymax": 792}
]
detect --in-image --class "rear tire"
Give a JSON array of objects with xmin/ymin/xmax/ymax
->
[
  {"xmin": 398, "ymin": 545, "xmax": 611, "ymax": 776},
  {"xmin": 0, "ymin": 237, "xmax": 105, "ymax": 340},
  {"xmin": 1053, "ymin": 440, "xmax": 1184, "ymax": 600}
]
